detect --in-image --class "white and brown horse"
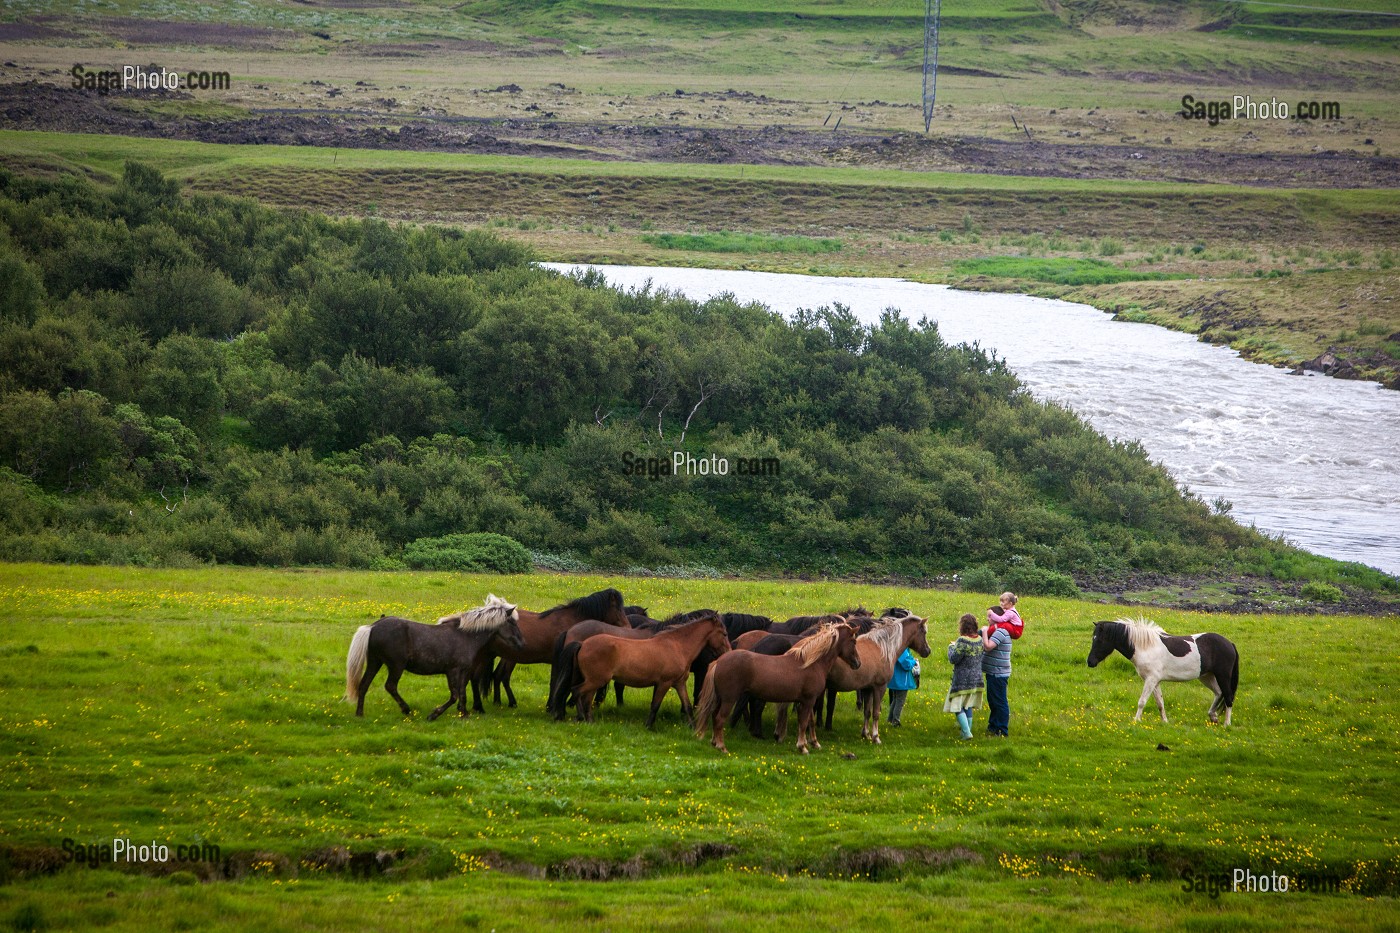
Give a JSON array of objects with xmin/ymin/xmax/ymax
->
[{"xmin": 1087, "ymin": 618, "xmax": 1239, "ymax": 725}]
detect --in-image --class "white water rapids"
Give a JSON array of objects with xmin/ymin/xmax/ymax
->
[{"xmin": 547, "ymin": 263, "xmax": 1400, "ymax": 576}]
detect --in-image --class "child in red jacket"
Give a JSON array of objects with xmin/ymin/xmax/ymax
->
[{"xmin": 986, "ymin": 592, "xmax": 1023, "ymax": 640}]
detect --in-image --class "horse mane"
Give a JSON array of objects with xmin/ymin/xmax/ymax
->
[
  {"xmin": 1115, "ymin": 617, "xmax": 1164, "ymax": 651},
  {"xmin": 862, "ymin": 618, "xmax": 905, "ymax": 662},
  {"xmin": 539, "ymin": 587, "xmax": 623, "ymax": 621},
  {"xmin": 437, "ymin": 594, "xmax": 517, "ymax": 632},
  {"xmin": 663, "ymin": 608, "xmax": 720, "ymax": 626},
  {"xmin": 791, "ymin": 624, "xmax": 841, "ymax": 668}
]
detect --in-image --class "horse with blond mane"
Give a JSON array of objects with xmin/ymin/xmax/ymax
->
[
  {"xmin": 821, "ymin": 614, "xmax": 930, "ymax": 743},
  {"xmin": 695, "ymin": 622, "xmax": 860, "ymax": 754},
  {"xmin": 344, "ymin": 595, "xmax": 523, "ymax": 720}
]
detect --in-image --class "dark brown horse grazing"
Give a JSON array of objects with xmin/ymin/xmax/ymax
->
[
  {"xmin": 572, "ymin": 616, "xmax": 731, "ymax": 728},
  {"xmin": 695, "ymin": 622, "xmax": 860, "ymax": 754},
  {"xmin": 467, "ymin": 587, "xmax": 627, "ymax": 711},
  {"xmin": 343, "ymin": 595, "xmax": 523, "ymax": 720},
  {"xmin": 822, "ymin": 614, "xmax": 931, "ymax": 743}
]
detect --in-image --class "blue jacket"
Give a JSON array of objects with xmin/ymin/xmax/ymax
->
[{"xmin": 888, "ymin": 648, "xmax": 919, "ymax": 691}]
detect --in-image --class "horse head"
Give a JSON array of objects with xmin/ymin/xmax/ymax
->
[
  {"xmin": 704, "ymin": 617, "xmax": 732, "ymax": 657},
  {"xmin": 903, "ymin": 615, "xmax": 931, "ymax": 658},
  {"xmin": 837, "ymin": 623, "xmax": 861, "ymax": 669},
  {"xmin": 1087, "ymin": 620, "xmax": 1117, "ymax": 668}
]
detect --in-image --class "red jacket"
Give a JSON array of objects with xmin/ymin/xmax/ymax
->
[{"xmin": 986, "ymin": 606, "xmax": 1023, "ymax": 640}]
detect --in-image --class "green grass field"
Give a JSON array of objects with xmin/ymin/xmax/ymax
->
[{"xmin": 1, "ymin": 562, "xmax": 1395, "ymax": 929}]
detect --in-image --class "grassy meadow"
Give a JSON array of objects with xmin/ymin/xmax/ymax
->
[{"xmin": 1, "ymin": 562, "xmax": 1396, "ymax": 929}]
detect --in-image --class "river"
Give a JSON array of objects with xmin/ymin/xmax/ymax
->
[{"xmin": 546, "ymin": 263, "xmax": 1400, "ymax": 577}]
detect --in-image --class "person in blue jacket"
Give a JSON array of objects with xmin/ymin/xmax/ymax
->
[{"xmin": 886, "ymin": 647, "xmax": 920, "ymax": 726}]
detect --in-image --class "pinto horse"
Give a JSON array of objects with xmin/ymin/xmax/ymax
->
[
  {"xmin": 1087, "ymin": 618, "xmax": 1239, "ymax": 725},
  {"xmin": 572, "ymin": 615, "xmax": 731, "ymax": 728},
  {"xmin": 822, "ymin": 614, "xmax": 930, "ymax": 743},
  {"xmin": 343, "ymin": 595, "xmax": 523, "ymax": 720},
  {"xmin": 695, "ymin": 622, "xmax": 861, "ymax": 755},
  {"xmin": 466, "ymin": 587, "xmax": 628, "ymax": 711}
]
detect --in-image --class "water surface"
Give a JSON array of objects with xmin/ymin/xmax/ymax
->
[{"xmin": 548, "ymin": 263, "xmax": 1400, "ymax": 576}]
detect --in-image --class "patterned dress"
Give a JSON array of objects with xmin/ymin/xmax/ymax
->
[{"xmin": 943, "ymin": 635, "xmax": 985, "ymax": 713}]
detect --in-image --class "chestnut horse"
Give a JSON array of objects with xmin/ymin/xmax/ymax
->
[
  {"xmin": 572, "ymin": 615, "xmax": 731, "ymax": 728},
  {"xmin": 464, "ymin": 587, "xmax": 627, "ymax": 711},
  {"xmin": 343, "ymin": 595, "xmax": 523, "ymax": 720},
  {"xmin": 822, "ymin": 614, "xmax": 930, "ymax": 743},
  {"xmin": 695, "ymin": 622, "xmax": 860, "ymax": 754}
]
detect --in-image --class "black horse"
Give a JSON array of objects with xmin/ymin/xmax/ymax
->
[{"xmin": 344, "ymin": 595, "xmax": 523, "ymax": 720}]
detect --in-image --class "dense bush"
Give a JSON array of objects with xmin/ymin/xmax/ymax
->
[
  {"xmin": 959, "ymin": 565, "xmax": 1001, "ymax": 595},
  {"xmin": 0, "ymin": 163, "xmax": 1379, "ymax": 590},
  {"xmin": 402, "ymin": 532, "xmax": 532, "ymax": 574}
]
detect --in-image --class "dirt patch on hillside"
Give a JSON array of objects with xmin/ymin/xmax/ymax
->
[{"xmin": 3, "ymin": 81, "xmax": 1398, "ymax": 189}]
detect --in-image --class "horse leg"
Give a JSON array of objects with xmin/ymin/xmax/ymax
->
[
  {"xmin": 614, "ymin": 681, "xmax": 625, "ymax": 707},
  {"xmin": 676, "ymin": 679, "xmax": 695, "ymax": 724},
  {"xmin": 774, "ymin": 705, "xmax": 789, "ymax": 744},
  {"xmin": 712, "ymin": 698, "xmax": 733, "ymax": 753},
  {"xmin": 795, "ymin": 703, "xmax": 812, "ymax": 754},
  {"xmin": 645, "ymin": 686, "xmax": 665, "ymax": 730},
  {"xmin": 868, "ymin": 689, "xmax": 881, "ymax": 746},
  {"xmin": 384, "ymin": 666, "xmax": 412, "ymax": 715},
  {"xmin": 355, "ymin": 658, "xmax": 383, "ymax": 717},
  {"xmin": 1200, "ymin": 673, "xmax": 1222, "ymax": 723},
  {"xmin": 1154, "ymin": 684, "xmax": 1168, "ymax": 723},
  {"xmin": 749, "ymin": 699, "xmax": 767, "ymax": 740},
  {"xmin": 1133, "ymin": 676, "xmax": 1160, "ymax": 723},
  {"xmin": 495, "ymin": 659, "xmax": 518, "ymax": 708},
  {"xmin": 823, "ymin": 687, "xmax": 837, "ymax": 730},
  {"xmin": 471, "ymin": 666, "xmax": 490, "ymax": 714}
]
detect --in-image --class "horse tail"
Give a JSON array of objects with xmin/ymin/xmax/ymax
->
[
  {"xmin": 546, "ymin": 631, "xmax": 572, "ymax": 718},
  {"xmin": 344, "ymin": 624, "xmax": 372, "ymax": 703},
  {"xmin": 552, "ymin": 640, "xmax": 586, "ymax": 721},
  {"xmin": 693, "ymin": 674, "xmax": 719, "ymax": 739},
  {"xmin": 1225, "ymin": 643, "xmax": 1240, "ymax": 708}
]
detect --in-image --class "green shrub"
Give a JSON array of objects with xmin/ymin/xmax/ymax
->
[
  {"xmin": 1003, "ymin": 559, "xmax": 1080, "ymax": 598},
  {"xmin": 1301, "ymin": 581, "xmax": 1344, "ymax": 603},
  {"xmin": 959, "ymin": 565, "xmax": 1001, "ymax": 594},
  {"xmin": 402, "ymin": 532, "xmax": 531, "ymax": 573}
]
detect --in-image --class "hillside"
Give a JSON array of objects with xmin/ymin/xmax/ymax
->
[{"xmin": 1, "ymin": 164, "xmax": 1395, "ymax": 606}]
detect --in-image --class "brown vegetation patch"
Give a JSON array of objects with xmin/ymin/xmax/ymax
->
[{"xmin": 69, "ymin": 16, "xmax": 300, "ymax": 49}]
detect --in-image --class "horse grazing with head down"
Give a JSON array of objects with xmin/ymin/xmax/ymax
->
[
  {"xmin": 695, "ymin": 622, "xmax": 861, "ymax": 755},
  {"xmin": 1087, "ymin": 618, "xmax": 1239, "ymax": 725},
  {"xmin": 468, "ymin": 587, "xmax": 628, "ymax": 711},
  {"xmin": 572, "ymin": 615, "xmax": 731, "ymax": 728},
  {"xmin": 343, "ymin": 595, "xmax": 523, "ymax": 720}
]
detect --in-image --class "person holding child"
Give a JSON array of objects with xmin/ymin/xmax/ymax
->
[
  {"xmin": 979, "ymin": 593, "xmax": 1017, "ymax": 737},
  {"xmin": 943, "ymin": 613, "xmax": 984, "ymax": 740}
]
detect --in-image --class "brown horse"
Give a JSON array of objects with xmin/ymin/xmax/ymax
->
[
  {"xmin": 823, "ymin": 614, "xmax": 930, "ymax": 743},
  {"xmin": 572, "ymin": 615, "xmax": 731, "ymax": 728},
  {"xmin": 694, "ymin": 622, "xmax": 860, "ymax": 755},
  {"xmin": 547, "ymin": 616, "xmax": 648, "ymax": 720},
  {"xmin": 462, "ymin": 587, "xmax": 628, "ymax": 711}
]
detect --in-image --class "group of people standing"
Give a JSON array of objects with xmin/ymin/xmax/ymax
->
[{"xmin": 885, "ymin": 592, "xmax": 1022, "ymax": 738}]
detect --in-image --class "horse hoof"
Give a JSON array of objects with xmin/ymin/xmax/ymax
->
[
  {"xmin": 799, "ymin": 746, "xmax": 810, "ymax": 755},
  {"xmin": 873, "ymin": 736, "xmax": 881, "ymax": 745}
]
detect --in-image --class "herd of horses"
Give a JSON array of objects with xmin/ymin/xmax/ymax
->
[{"xmin": 343, "ymin": 586, "xmax": 1240, "ymax": 752}]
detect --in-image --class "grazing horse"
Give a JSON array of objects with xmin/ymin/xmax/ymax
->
[
  {"xmin": 467, "ymin": 587, "xmax": 628, "ymax": 711},
  {"xmin": 572, "ymin": 616, "xmax": 731, "ymax": 728},
  {"xmin": 695, "ymin": 622, "xmax": 861, "ymax": 755},
  {"xmin": 822, "ymin": 614, "xmax": 931, "ymax": 743},
  {"xmin": 343, "ymin": 595, "xmax": 523, "ymax": 720},
  {"xmin": 1087, "ymin": 618, "xmax": 1239, "ymax": 725}
]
